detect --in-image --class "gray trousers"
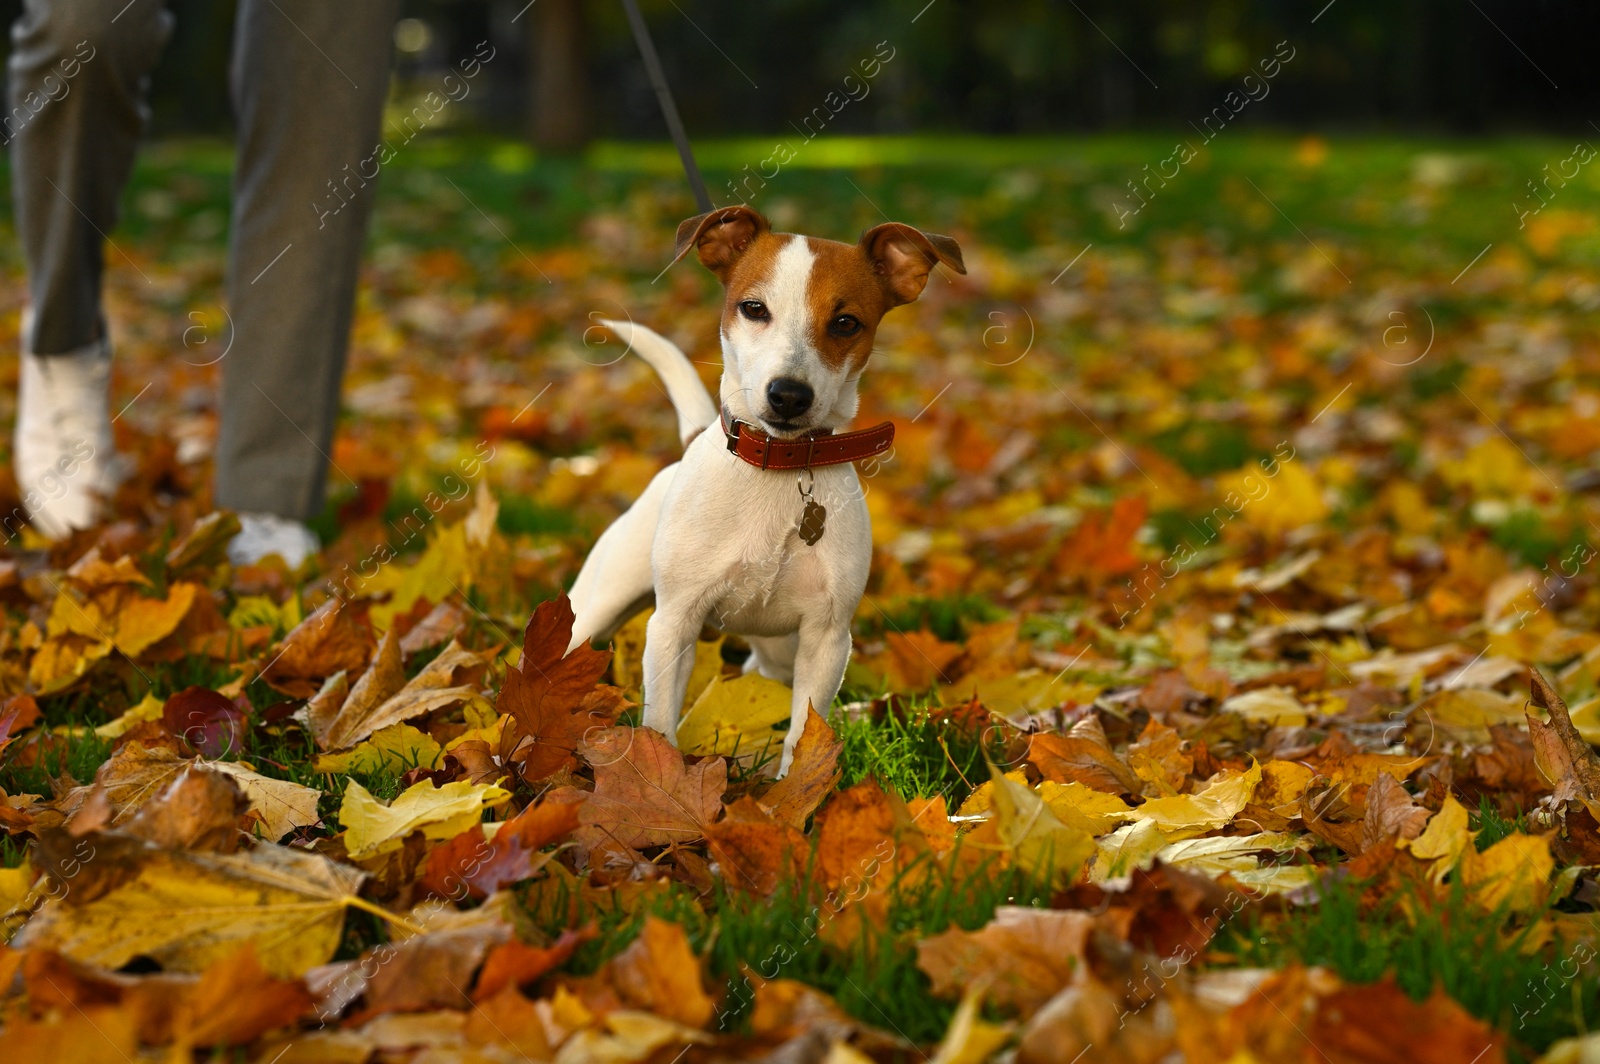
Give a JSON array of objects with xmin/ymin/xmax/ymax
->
[{"xmin": 7, "ymin": 0, "xmax": 397, "ymax": 519}]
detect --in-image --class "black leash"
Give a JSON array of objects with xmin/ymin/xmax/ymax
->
[{"xmin": 619, "ymin": 0, "xmax": 714, "ymax": 213}]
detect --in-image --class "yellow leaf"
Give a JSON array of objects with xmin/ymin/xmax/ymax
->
[
  {"xmin": 931, "ymin": 986, "xmax": 1013, "ymax": 1064},
  {"xmin": 93, "ymin": 693, "xmax": 165, "ymax": 739},
  {"xmin": 15, "ymin": 841, "xmax": 372, "ymax": 977},
  {"xmin": 1131, "ymin": 762, "xmax": 1262, "ymax": 839},
  {"xmin": 988, "ymin": 768, "xmax": 1095, "ymax": 887},
  {"xmin": 1220, "ymin": 686, "xmax": 1308, "ymax": 726},
  {"xmin": 206, "ymin": 761, "xmax": 322, "ymax": 842},
  {"xmin": 1416, "ymin": 687, "xmax": 1526, "ymax": 740},
  {"xmin": 0, "ymin": 860, "xmax": 32, "ymax": 917},
  {"xmin": 1154, "ymin": 833, "xmax": 1311, "ymax": 895},
  {"xmin": 313, "ymin": 723, "xmax": 443, "ymax": 775},
  {"xmin": 955, "ymin": 771, "xmax": 1029, "ymax": 818},
  {"xmin": 363, "ymin": 518, "xmax": 474, "ymax": 631},
  {"xmin": 676, "ymin": 673, "xmax": 792, "ymax": 758},
  {"xmin": 1039, "ymin": 781, "xmax": 1135, "ymax": 836},
  {"xmin": 936, "ymin": 670, "xmax": 1099, "ymax": 715},
  {"xmin": 1220, "ymin": 461, "xmax": 1327, "ymax": 536},
  {"xmin": 1440, "ymin": 436, "xmax": 1540, "ymax": 498},
  {"xmin": 1460, "ymin": 832, "xmax": 1553, "ymax": 914},
  {"xmin": 27, "ymin": 634, "xmax": 111, "ymax": 692},
  {"xmin": 340, "ymin": 778, "xmax": 510, "ymax": 860},
  {"xmin": 1091, "ymin": 819, "xmax": 1168, "ymax": 883},
  {"xmin": 1400, "ymin": 793, "xmax": 1474, "ymax": 882}
]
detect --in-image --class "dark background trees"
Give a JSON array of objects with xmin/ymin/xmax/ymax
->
[{"xmin": 0, "ymin": 0, "xmax": 1590, "ymax": 149}]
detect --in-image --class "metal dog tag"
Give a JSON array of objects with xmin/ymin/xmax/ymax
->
[{"xmin": 798, "ymin": 497, "xmax": 827, "ymax": 545}]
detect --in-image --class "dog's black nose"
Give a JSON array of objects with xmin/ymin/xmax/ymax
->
[{"xmin": 766, "ymin": 378, "xmax": 814, "ymax": 419}]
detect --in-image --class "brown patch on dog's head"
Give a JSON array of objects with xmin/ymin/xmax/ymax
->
[
  {"xmin": 672, "ymin": 205, "xmax": 771, "ymax": 281},
  {"xmin": 669, "ymin": 209, "xmax": 966, "ymax": 433}
]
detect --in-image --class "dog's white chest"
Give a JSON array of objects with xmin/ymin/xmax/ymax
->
[{"xmin": 652, "ymin": 434, "xmax": 871, "ymax": 639}]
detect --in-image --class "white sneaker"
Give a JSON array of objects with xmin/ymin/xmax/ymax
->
[
  {"xmin": 14, "ymin": 323, "xmax": 116, "ymax": 540},
  {"xmin": 228, "ymin": 511, "xmax": 320, "ymax": 568}
]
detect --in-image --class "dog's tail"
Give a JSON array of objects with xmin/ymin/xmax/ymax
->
[{"xmin": 598, "ymin": 319, "xmax": 718, "ymax": 449}]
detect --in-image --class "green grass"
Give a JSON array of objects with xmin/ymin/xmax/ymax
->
[
  {"xmin": 524, "ymin": 842, "xmax": 1050, "ymax": 1043},
  {"xmin": 831, "ymin": 702, "xmax": 1000, "ymax": 807},
  {"xmin": 1470, "ymin": 796, "xmax": 1531, "ymax": 852},
  {"xmin": 1214, "ymin": 870, "xmax": 1599, "ymax": 1059},
  {"xmin": 858, "ymin": 594, "xmax": 1009, "ymax": 644}
]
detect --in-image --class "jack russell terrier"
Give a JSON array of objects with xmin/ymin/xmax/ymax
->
[{"xmin": 566, "ymin": 205, "xmax": 965, "ymax": 775}]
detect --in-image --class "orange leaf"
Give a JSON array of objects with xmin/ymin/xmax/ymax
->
[
  {"xmin": 601, "ymin": 917, "xmax": 714, "ymax": 1028},
  {"xmin": 574, "ymin": 727, "xmax": 727, "ymax": 851},
  {"xmin": 474, "ymin": 926, "xmax": 591, "ymax": 1001},
  {"xmin": 497, "ymin": 595, "xmax": 616, "ymax": 782},
  {"xmin": 759, "ymin": 707, "xmax": 843, "ymax": 829}
]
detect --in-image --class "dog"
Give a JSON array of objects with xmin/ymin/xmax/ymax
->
[{"xmin": 566, "ymin": 205, "xmax": 965, "ymax": 775}]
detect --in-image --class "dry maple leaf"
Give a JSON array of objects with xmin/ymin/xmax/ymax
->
[
  {"xmin": 51, "ymin": 742, "xmax": 318, "ymax": 843},
  {"xmin": 496, "ymin": 594, "xmax": 616, "ymax": 781},
  {"xmin": 339, "ymin": 777, "xmax": 510, "ymax": 861},
  {"xmin": 1527, "ymin": 668, "xmax": 1600, "ymax": 820},
  {"xmin": 917, "ymin": 906, "xmax": 1095, "ymax": 1015},
  {"xmin": 1361, "ymin": 771, "xmax": 1430, "ymax": 850},
  {"xmin": 310, "ymin": 629, "xmax": 489, "ymax": 751},
  {"xmin": 1054, "ymin": 495, "xmax": 1146, "ymax": 585},
  {"xmin": 170, "ymin": 945, "xmax": 316, "ymax": 1048},
  {"xmin": 419, "ymin": 792, "xmax": 583, "ymax": 900},
  {"xmin": 1307, "ymin": 979, "xmax": 1505, "ymax": 1064},
  {"xmin": 571, "ymin": 726, "xmax": 727, "ymax": 852},
  {"xmin": 260, "ymin": 597, "xmax": 373, "ymax": 699},
  {"xmin": 122, "ymin": 763, "xmax": 248, "ymax": 853},
  {"xmin": 17, "ymin": 832, "xmax": 375, "ymax": 978},
  {"xmin": 758, "ymin": 705, "xmax": 843, "ymax": 828},
  {"xmin": 363, "ymin": 918, "xmax": 511, "ymax": 1013},
  {"xmin": 601, "ymin": 916, "xmax": 715, "ymax": 1028},
  {"xmin": 883, "ymin": 629, "xmax": 964, "ymax": 688},
  {"xmin": 474, "ymin": 926, "xmax": 591, "ymax": 1000},
  {"xmin": 706, "ymin": 795, "xmax": 806, "ymax": 896},
  {"xmin": 1027, "ymin": 716, "xmax": 1143, "ymax": 796}
]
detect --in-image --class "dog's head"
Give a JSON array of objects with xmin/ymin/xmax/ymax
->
[{"xmin": 671, "ymin": 205, "xmax": 965, "ymax": 437}]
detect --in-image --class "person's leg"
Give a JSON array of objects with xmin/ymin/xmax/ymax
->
[
  {"xmin": 217, "ymin": 0, "xmax": 397, "ymax": 554},
  {"xmin": 8, "ymin": 0, "xmax": 172, "ymax": 536}
]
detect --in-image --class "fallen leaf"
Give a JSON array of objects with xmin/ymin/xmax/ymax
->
[
  {"xmin": 171, "ymin": 945, "xmax": 315, "ymax": 1048},
  {"xmin": 930, "ymin": 985, "xmax": 1014, "ymax": 1064},
  {"xmin": 496, "ymin": 595, "xmax": 616, "ymax": 781},
  {"xmin": 676, "ymin": 672, "xmax": 792, "ymax": 758},
  {"xmin": 571, "ymin": 727, "xmax": 727, "ymax": 852},
  {"xmin": 917, "ymin": 906, "xmax": 1094, "ymax": 1014},
  {"xmin": 1460, "ymin": 831, "xmax": 1554, "ymax": 914},
  {"xmin": 601, "ymin": 916, "xmax": 715, "ymax": 1027},
  {"xmin": 1131, "ymin": 762, "xmax": 1262, "ymax": 839},
  {"xmin": 1527, "ymin": 668, "xmax": 1600, "ymax": 820},
  {"xmin": 17, "ymin": 834, "xmax": 373, "ymax": 977},
  {"xmin": 260, "ymin": 598, "xmax": 372, "ymax": 699},
  {"xmin": 987, "ymin": 766, "xmax": 1096, "ymax": 886},
  {"xmin": 419, "ymin": 792, "xmax": 582, "ymax": 900},
  {"xmin": 759, "ymin": 706, "xmax": 843, "ymax": 827},
  {"xmin": 163, "ymin": 686, "xmax": 248, "ymax": 758},
  {"xmin": 1028, "ymin": 716, "xmax": 1142, "ymax": 795},
  {"xmin": 474, "ymin": 926, "xmax": 591, "ymax": 1000},
  {"xmin": 340, "ymin": 777, "xmax": 511, "ymax": 860},
  {"xmin": 706, "ymin": 795, "xmax": 806, "ymax": 895}
]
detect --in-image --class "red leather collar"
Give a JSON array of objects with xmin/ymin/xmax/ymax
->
[{"xmin": 721, "ymin": 408, "xmax": 894, "ymax": 470}]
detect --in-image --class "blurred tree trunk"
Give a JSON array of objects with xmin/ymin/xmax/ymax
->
[{"xmin": 528, "ymin": 0, "xmax": 591, "ymax": 152}]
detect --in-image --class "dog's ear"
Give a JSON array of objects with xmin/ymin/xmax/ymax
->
[
  {"xmin": 860, "ymin": 223, "xmax": 966, "ymax": 306},
  {"xmin": 671, "ymin": 206, "xmax": 770, "ymax": 280}
]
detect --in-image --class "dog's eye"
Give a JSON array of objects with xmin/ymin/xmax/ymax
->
[
  {"xmin": 738, "ymin": 300, "xmax": 769, "ymax": 322},
  {"xmin": 828, "ymin": 315, "xmax": 863, "ymax": 337}
]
